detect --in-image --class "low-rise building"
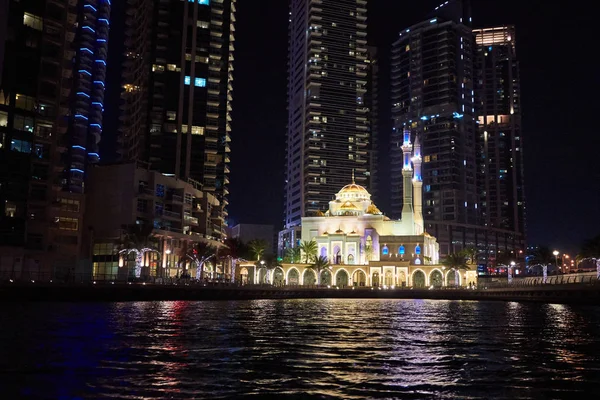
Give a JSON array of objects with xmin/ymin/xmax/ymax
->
[{"xmin": 85, "ymin": 162, "xmax": 226, "ymax": 280}]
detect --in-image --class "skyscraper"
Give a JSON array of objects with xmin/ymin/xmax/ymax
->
[
  {"xmin": 474, "ymin": 26, "xmax": 526, "ymax": 249},
  {"xmin": 391, "ymin": 1, "xmax": 525, "ymax": 261},
  {"xmin": 284, "ymin": 0, "xmax": 371, "ymax": 230},
  {"xmin": 366, "ymin": 46, "xmax": 379, "ymax": 203},
  {"xmin": 391, "ymin": 0, "xmax": 478, "ymax": 256},
  {"xmin": 119, "ymin": 0, "xmax": 236, "ymax": 230},
  {"xmin": 0, "ymin": 0, "xmax": 110, "ymax": 276}
]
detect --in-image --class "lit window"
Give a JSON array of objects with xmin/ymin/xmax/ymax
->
[
  {"xmin": 0, "ymin": 111, "xmax": 7, "ymax": 127},
  {"xmin": 59, "ymin": 198, "xmax": 80, "ymax": 212},
  {"xmin": 415, "ymin": 245, "xmax": 421, "ymax": 255},
  {"xmin": 166, "ymin": 111, "xmax": 176, "ymax": 121},
  {"xmin": 197, "ymin": 20, "xmax": 209, "ymax": 29},
  {"xmin": 15, "ymin": 94, "xmax": 36, "ymax": 111},
  {"xmin": 181, "ymin": 125, "xmax": 204, "ymax": 135},
  {"xmin": 399, "ymin": 245, "xmax": 405, "ymax": 255},
  {"xmin": 167, "ymin": 64, "xmax": 177, "ymax": 71},
  {"xmin": 382, "ymin": 245, "xmax": 389, "ymax": 255},
  {"xmin": 152, "ymin": 64, "xmax": 165, "ymax": 72},
  {"xmin": 424, "ymin": 155, "xmax": 431, "ymax": 163},
  {"xmin": 13, "ymin": 115, "xmax": 34, "ymax": 132},
  {"xmin": 5, "ymin": 201, "xmax": 18, "ymax": 217},
  {"xmin": 57, "ymin": 217, "xmax": 79, "ymax": 231},
  {"xmin": 10, "ymin": 139, "xmax": 32, "ymax": 153},
  {"xmin": 189, "ymin": 0, "xmax": 209, "ymax": 4},
  {"xmin": 184, "ymin": 76, "xmax": 206, "ymax": 87},
  {"xmin": 405, "ymin": 45, "xmax": 410, "ymax": 51},
  {"xmin": 23, "ymin": 13, "xmax": 43, "ymax": 31}
]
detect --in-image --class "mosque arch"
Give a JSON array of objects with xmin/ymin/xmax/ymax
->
[
  {"xmin": 429, "ymin": 269, "xmax": 443, "ymax": 287},
  {"xmin": 257, "ymin": 267, "xmax": 268, "ymax": 284},
  {"xmin": 335, "ymin": 269, "xmax": 349, "ymax": 287},
  {"xmin": 239, "ymin": 267, "xmax": 249, "ymax": 285},
  {"xmin": 446, "ymin": 269, "xmax": 462, "ymax": 287},
  {"xmin": 412, "ymin": 269, "xmax": 426, "ymax": 288},
  {"xmin": 352, "ymin": 269, "xmax": 367, "ymax": 287},
  {"xmin": 303, "ymin": 269, "xmax": 316, "ymax": 286},
  {"xmin": 287, "ymin": 268, "xmax": 300, "ymax": 285},
  {"xmin": 321, "ymin": 269, "xmax": 332, "ymax": 286},
  {"xmin": 272, "ymin": 267, "xmax": 285, "ymax": 286}
]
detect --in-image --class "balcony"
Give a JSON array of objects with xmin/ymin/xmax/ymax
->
[
  {"xmin": 138, "ymin": 187, "xmax": 154, "ymax": 196},
  {"xmin": 166, "ymin": 194, "xmax": 183, "ymax": 203},
  {"xmin": 184, "ymin": 215, "xmax": 199, "ymax": 225},
  {"xmin": 163, "ymin": 210, "xmax": 180, "ymax": 219}
]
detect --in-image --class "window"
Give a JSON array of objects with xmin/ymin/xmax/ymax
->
[
  {"xmin": 59, "ymin": 198, "xmax": 80, "ymax": 212},
  {"xmin": 155, "ymin": 202, "xmax": 164, "ymax": 215},
  {"xmin": 13, "ymin": 115, "xmax": 34, "ymax": 132},
  {"xmin": 23, "ymin": 13, "xmax": 43, "ymax": 31},
  {"xmin": 399, "ymin": 245, "xmax": 405, "ymax": 255},
  {"xmin": 166, "ymin": 111, "xmax": 176, "ymax": 120},
  {"xmin": 197, "ymin": 20, "xmax": 209, "ymax": 29},
  {"xmin": 156, "ymin": 184, "xmax": 165, "ymax": 197},
  {"xmin": 0, "ymin": 111, "xmax": 7, "ymax": 127},
  {"xmin": 184, "ymin": 76, "xmax": 206, "ymax": 87},
  {"xmin": 167, "ymin": 64, "xmax": 177, "ymax": 71},
  {"xmin": 189, "ymin": 0, "xmax": 210, "ymax": 4},
  {"xmin": 5, "ymin": 201, "xmax": 17, "ymax": 217},
  {"xmin": 57, "ymin": 217, "xmax": 78, "ymax": 231},
  {"xmin": 11, "ymin": 139, "xmax": 32, "ymax": 153},
  {"xmin": 181, "ymin": 125, "xmax": 204, "ymax": 135},
  {"xmin": 152, "ymin": 64, "xmax": 165, "ymax": 72},
  {"xmin": 137, "ymin": 199, "xmax": 148, "ymax": 212},
  {"xmin": 184, "ymin": 193, "xmax": 193, "ymax": 205},
  {"xmin": 382, "ymin": 245, "xmax": 389, "ymax": 255},
  {"xmin": 15, "ymin": 94, "xmax": 35, "ymax": 111},
  {"xmin": 415, "ymin": 245, "xmax": 421, "ymax": 255}
]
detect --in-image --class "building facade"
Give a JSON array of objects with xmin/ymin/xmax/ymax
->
[
  {"xmin": 284, "ymin": 0, "xmax": 371, "ymax": 229},
  {"xmin": 0, "ymin": 0, "xmax": 110, "ymax": 279},
  {"xmin": 85, "ymin": 162, "xmax": 225, "ymax": 281},
  {"xmin": 474, "ymin": 26, "xmax": 526, "ymax": 261},
  {"xmin": 119, "ymin": 0, "xmax": 236, "ymax": 228},
  {"xmin": 390, "ymin": 0, "xmax": 525, "ymax": 262}
]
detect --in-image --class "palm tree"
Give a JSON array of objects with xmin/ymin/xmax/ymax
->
[
  {"xmin": 299, "ymin": 240, "xmax": 318, "ymax": 264},
  {"xmin": 284, "ymin": 247, "xmax": 301, "ymax": 263},
  {"xmin": 222, "ymin": 237, "xmax": 248, "ymax": 283},
  {"xmin": 183, "ymin": 242, "xmax": 216, "ymax": 281},
  {"xmin": 463, "ymin": 247, "xmax": 477, "ymax": 265},
  {"xmin": 308, "ymin": 255, "xmax": 331, "ymax": 285},
  {"xmin": 118, "ymin": 224, "xmax": 160, "ymax": 278},
  {"xmin": 248, "ymin": 239, "xmax": 268, "ymax": 262},
  {"xmin": 262, "ymin": 254, "xmax": 281, "ymax": 285},
  {"xmin": 442, "ymin": 252, "xmax": 469, "ymax": 287}
]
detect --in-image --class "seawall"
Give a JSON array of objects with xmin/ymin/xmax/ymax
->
[{"xmin": 1, "ymin": 283, "xmax": 600, "ymax": 305}]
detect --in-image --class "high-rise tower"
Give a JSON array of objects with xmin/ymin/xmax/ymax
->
[
  {"xmin": 474, "ymin": 26, "xmax": 526, "ymax": 253},
  {"xmin": 284, "ymin": 0, "xmax": 370, "ymax": 229},
  {"xmin": 391, "ymin": 0, "xmax": 478, "ymax": 256},
  {"xmin": 119, "ymin": 0, "xmax": 236, "ymax": 232},
  {"xmin": 0, "ymin": 0, "xmax": 111, "ymax": 276}
]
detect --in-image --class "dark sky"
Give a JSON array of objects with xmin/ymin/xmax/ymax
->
[{"xmin": 221, "ymin": 0, "xmax": 597, "ymax": 254}]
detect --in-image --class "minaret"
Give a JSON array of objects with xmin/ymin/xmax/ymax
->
[
  {"xmin": 412, "ymin": 134, "xmax": 424, "ymax": 235},
  {"xmin": 401, "ymin": 126, "xmax": 414, "ymax": 227}
]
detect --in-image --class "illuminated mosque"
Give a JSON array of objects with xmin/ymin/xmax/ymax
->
[{"xmin": 242, "ymin": 130, "xmax": 476, "ymax": 288}]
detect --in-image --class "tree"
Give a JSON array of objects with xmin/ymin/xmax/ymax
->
[
  {"xmin": 183, "ymin": 242, "xmax": 216, "ymax": 281},
  {"xmin": 442, "ymin": 252, "xmax": 469, "ymax": 287},
  {"xmin": 248, "ymin": 239, "xmax": 268, "ymax": 262},
  {"xmin": 463, "ymin": 247, "xmax": 477, "ymax": 264},
  {"xmin": 222, "ymin": 237, "xmax": 249, "ymax": 283},
  {"xmin": 284, "ymin": 247, "xmax": 301, "ymax": 263},
  {"xmin": 308, "ymin": 255, "xmax": 331, "ymax": 285},
  {"xmin": 118, "ymin": 224, "xmax": 160, "ymax": 278},
  {"xmin": 299, "ymin": 240, "xmax": 318, "ymax": 264}
]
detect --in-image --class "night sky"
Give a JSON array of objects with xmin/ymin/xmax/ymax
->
[{"xmin": 226, "ymin": 0, "xmax": 598, "ymax": 254}]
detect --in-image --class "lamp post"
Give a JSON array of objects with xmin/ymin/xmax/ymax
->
[
  {"xmin": 553, "ymin": 250, "xmax": 559, "ymax": 273},
  {"xmin": 260, "ymin": 260, "xmax": 265, "ymax": 284},
  {"xmin": 508, "ymin": 261, "xmax": 515, "ymax": 284}
]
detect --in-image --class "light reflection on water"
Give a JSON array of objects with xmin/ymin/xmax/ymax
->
[{"xmin": 1, "ymin": 300, "xmax": 600, "ymax": 399}]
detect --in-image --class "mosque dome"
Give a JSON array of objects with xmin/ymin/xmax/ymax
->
[{"xmin": 336, "ymin": 183, "xmax": 371, "ymax": 201}]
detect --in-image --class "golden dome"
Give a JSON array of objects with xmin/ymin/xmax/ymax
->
[
  {"xmin": 338, "ymin": 183, "xmax": 369, "ymax": 196},
  {"xmin": 366, "ymin": 204, "xmax": 382, "ymax": 215}
]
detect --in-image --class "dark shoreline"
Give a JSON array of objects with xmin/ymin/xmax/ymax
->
[{"xmin": 1, "ymin": 283, "xmax": 600, "ymax": 305}]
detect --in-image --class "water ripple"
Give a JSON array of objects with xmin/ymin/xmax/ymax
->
[{"xmin": 1, "ymin": 300, "xmax": 600, "ymax": 399}]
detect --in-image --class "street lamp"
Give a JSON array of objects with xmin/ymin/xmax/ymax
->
[{"xmin": 553, "ymin": 250, "xmax": 559, "ymax": 272}]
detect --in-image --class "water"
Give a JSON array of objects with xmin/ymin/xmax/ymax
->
[{"xmin": 1, "ymin": 300, "xmax": 600, "ymax": 399}]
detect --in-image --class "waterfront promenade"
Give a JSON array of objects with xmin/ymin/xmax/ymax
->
[{"xmin": 1, "ymin": 279, "xmax": 600, "ymax": 304}]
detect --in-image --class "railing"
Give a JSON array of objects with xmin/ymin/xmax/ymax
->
[
  {"xmin": 163, "ymin": 210, "xmax": 180, "ymax": 219},
  {"xmin": 167, "ymin": 194, "xmax": 183, "ymax": 203},
  {"xmin": 479, "ymin": 272, "xmax": 600, "ymax": 289},
  {"xmin": 184, "ymin": 215, "xmax": 199, "ymax": 225}
]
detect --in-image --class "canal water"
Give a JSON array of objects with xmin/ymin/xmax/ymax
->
[{"xmin": 1, "ymin": 300, "xmax": 600, "ymax": 399}]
